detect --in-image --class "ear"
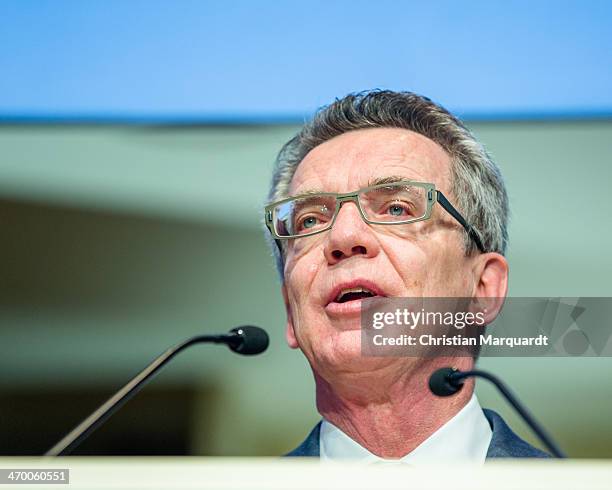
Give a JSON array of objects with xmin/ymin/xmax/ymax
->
[
  {"xmin": 472, "ymin": 252, "xmax": 509, "ymax": 324},
  {"xmin": 282, "ymin": 284, "xmax": 299, "ymax": 349}
]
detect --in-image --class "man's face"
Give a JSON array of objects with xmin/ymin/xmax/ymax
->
[{"xmin": 282, "ymin": 128, "xmax": 482, "ymax": 379}]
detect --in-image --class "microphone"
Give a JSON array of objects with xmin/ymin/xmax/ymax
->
[
  {"xmin": 429, "ymin": 367, "xmax": 566, "ymax": 458},
  {"xmin": 45, "ymin": 326, "xmax": 269, "ymax": 456},
  {"xmin": 225, "ymin": 325, "xmax": 269, "ymax": 355}
]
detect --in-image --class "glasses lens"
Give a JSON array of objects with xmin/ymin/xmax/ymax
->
[
  {"xmin": 273, "ymin": 195, "xmax": 336, "ymax": 237},
  {"xmin": 360, "ymin": 183, "xmax": 428, "ymax": 223}
]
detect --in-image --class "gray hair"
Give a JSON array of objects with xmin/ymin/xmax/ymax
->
[{"xmin": 265, "ymin": 90, "xmax": 509, "ymax": 280}]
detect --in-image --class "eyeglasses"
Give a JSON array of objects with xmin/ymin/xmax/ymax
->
[{"xmin": 264, "ymin": 180, "xmax": 485, "ymax": 253}]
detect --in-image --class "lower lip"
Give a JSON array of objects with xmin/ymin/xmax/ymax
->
[{"xmin": 325, "ymin": 298, "xmax": 371, "ymax": 316}]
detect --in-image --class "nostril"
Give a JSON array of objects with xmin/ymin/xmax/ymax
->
[
  {"xmin": 331, "ymin": 246, "xmax": 367, "ymax": 261},
  {"xmin": 332, "ymin": 250, "xmax": 344, "ymax": 260}
]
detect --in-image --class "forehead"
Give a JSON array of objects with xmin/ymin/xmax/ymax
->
[{"xmin": 289, "ymin": 127, "xmax": 452, "ymax": 196}]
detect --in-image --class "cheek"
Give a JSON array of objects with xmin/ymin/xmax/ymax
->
[
  {"xmin": 286, "ymin": 234, "xmax": 325, "ymax": 263},
  {"xmin": 424, "ymin": 249, "xmax": 471, "ymax": 295},
  {"xmin": 379, "ymin": 235, "xmax": 429, "ymax": 291},
  {"xmin": 284, "ymin": 247, "xmax": 323, "ymax": 320},
  {"xmin": 378, "ymin": 234, "xmax": 469, "ymax": 296},
  {"xmin": 285, "ymin": 250, "xmax": 320, "ymax": 290}
]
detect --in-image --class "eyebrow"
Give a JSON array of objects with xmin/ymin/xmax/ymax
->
[
  {"xmin": 293, "ymin": 188, "xmax": 330, "ymax": 197},
  {"xmin": 366, "ymin": 175, "xmax": 412, "ymax": 187},
  {"xmin": 294, "ymin": 175, "xmax": 415, "ymax": 197}
]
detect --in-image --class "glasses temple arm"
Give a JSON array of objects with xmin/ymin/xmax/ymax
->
[
  {"xmin": 436, "ymin": 192, "xmax": 486, "ymax": 253},
  {"xmin": 274, "ymin": 239, "xmax": 283, "ymax": 255}
]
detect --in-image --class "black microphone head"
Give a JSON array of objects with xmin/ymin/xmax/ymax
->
[
  {"xmin": 228, "ymin": 326, "xmax": 269, "ymax": 355},
  {"xmin": 429, "ymin": 367, "xmax": 463, "ymax": 397}
]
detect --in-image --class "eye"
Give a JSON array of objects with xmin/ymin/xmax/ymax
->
[
  {"xmin": 388, "ymin": 204, "xmax": 405, "ymax": 216},
  {"xmin": 386, "ymin": 202, "xmax": 412, "ymax": 217},
  {"xmin": 301, "ymin": 216, "xmax": 318, "ymax": 229},
  {"xmin": 292, "ymin": 202, "xmax": 333, "ymax": 234},
  {"xmin": 295, "ymin": 213, "xmax": 327, "ymax": 234}
]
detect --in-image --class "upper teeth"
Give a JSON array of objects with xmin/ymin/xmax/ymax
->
[{"xmin": 336, "ymin": 287, "xmax": 374, "ymax": 301}]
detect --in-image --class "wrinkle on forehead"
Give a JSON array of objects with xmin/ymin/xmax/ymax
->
[{"xmin": 289, "ymin": 128, "xmax": 452, "ymax": 197}]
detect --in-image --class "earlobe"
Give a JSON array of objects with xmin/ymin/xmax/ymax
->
[{"xmin": 282, "ymin": 284, "xmax": 299, "ymax": 349}]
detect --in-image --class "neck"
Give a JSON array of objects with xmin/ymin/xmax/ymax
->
[{"xmin": 315, "ymin": 358, "xmax": 475, "ymax": 458}]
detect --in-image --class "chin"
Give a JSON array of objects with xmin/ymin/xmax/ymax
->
[{"xmin": 313, "ymin": 331, "xmax": 396, "ymax": 376}]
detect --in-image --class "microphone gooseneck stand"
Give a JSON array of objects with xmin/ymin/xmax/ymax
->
[
  {"xmin": 429, "ymin": 367, "xmax": 566, "ymax": 458},
  {"xmin": 45, "ymin": 326, "xmax": 268, "ymax": 456}
]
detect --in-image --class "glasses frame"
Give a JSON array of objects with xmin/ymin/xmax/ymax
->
[{"xmin": 264, "ymin": 180, "xmax": 485, "ymax": 253}]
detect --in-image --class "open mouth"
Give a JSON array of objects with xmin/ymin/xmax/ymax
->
[{"xmin": 334, "ymin": 287, "xmax": 377, "ymax": 303}]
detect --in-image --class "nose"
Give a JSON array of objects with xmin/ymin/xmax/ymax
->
[{"xmin": 323, "ymin": 201, "xmax": 380, "ymax": 264}]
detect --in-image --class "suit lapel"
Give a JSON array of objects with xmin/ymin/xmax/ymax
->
[
  {"xmin": 484, "ymin": 409, "xmax": 550, "ymax": 458},
  {"xmin": 285, "ymin": 421, "xmax": 321, "ymax": 457}
]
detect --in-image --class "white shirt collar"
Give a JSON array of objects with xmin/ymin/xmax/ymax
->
[{"xmin": 319, "ymin": 394, "xmax": 492, "ymax": 464}]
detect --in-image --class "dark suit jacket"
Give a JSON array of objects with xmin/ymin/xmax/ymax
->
[{"xmin": 286, "ymin": 409, "xmax": 550, "ymax": 458}]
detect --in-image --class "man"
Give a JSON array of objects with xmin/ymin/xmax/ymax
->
[{"xmin": 263, "ymin": 90, "xmax": 549, "ymax": 461}]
